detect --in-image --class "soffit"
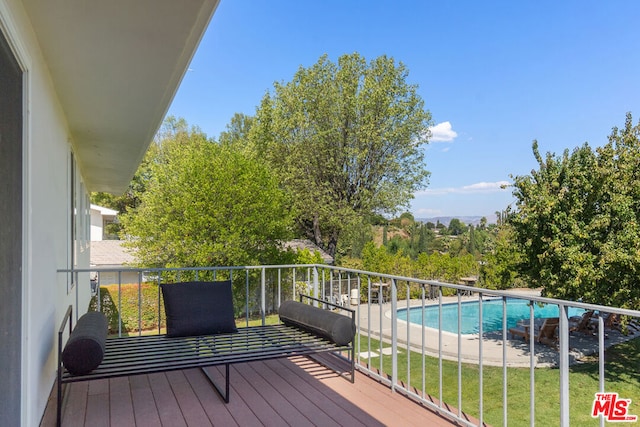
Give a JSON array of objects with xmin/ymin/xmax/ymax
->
[{"xmin": 23, "ymin": 0, "xmax": 219, "ymax": 193}]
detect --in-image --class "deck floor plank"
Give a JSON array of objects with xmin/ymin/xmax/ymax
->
[
  {"xmin": 108, "ymin": 377, "xmax": 136, "ymax": 426},
  {"xmin": 266, "ymin": 358, "xmax": 373, "ymax": 426},
  {"xmin": 42, "ymin": 357, "xmax": 468, "ymax": 427},
  {"xmin": 87, "ymin": 379, "xmax": 108, "ymax": 397},
  {"xmin": 237, "ymin": 362, "xmax": 315, "ymax": 427},
  {"xmin": 305, "ymin": 361, "xmax": 452, "ymax": 427},
  {"xmin": 165, "ymin": 370, "xmax": 213, "ymax": 427},
  {"xmin": 220, "ymin": 364, "xmax": 288, "ymax": 427},
  {"xmin": 256, "ymin": 358, "xmax": 358, "ymax": 426},
  {"xmin": 182, "ymin": 368, "xmax": 240, "ymax": 427},
  {"xmin": 131, "ymin": 383, "xmax": 162, "ymax": 427},
  {"xmin": 62, "ymin": 381, "xmax": 88, "ymax": 427},
  {"xmin": 147, "ymin": 372, "xmax": 188, "ymax": 427},
  {"xmin": 205, "ymin": 365, "xmax": 265, "ymax": 427},
  {"xmin": 84, "ymin": 392, "xmax": 109, "ymax": 427}
]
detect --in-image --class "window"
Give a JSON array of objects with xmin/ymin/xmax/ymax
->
[{"xmin": 68, "ymin": 152, "xmax": 89, "ymax": 293}]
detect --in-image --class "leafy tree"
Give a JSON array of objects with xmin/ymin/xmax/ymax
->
[
  {"xmin": 479, "ymin": 216, "xmax": 487, "ymax": 230},
  {"xmin": 335, "ymin": 219, "xmax": 374, "ymax": 259},
  {"xmin": 510, "ymin": 113, "xmax": 640, "ymax": 309},
  {"xmin": 479, "ymin": 223, "xmax": 523, "ymax": 289},
  {"xmin": 399, "ymin": 212, "xmax": 415, "ymax": 227},
  {"xmin": 218, "ymin": 113, "xmax": 254, "ymax": 147},
  {"xmin": 416, "ymin": 223, "xmax": 436, "ymax": 254},
  {"xmin": 361, "ymin": 242, "xmax": 416, "ymax": 298},
  {"xmin": 120, "ymin": 120, "xmax": 293, "ymax": 268},
  {"xmin": 250, "ymin": 53, "xmax": 432, "ymax": 257},
  {"xmin": 447, "ymin": 218, "xmax": 467, "ymax": 236},
  {"xmin": 414, "ymin": 251, "xmax": 479, "ymax": 285},
  {"xmin": 467, "ymin": 225, "xmax": 477, "ymax": 255}
]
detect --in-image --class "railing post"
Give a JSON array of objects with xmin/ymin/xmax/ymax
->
[
  {"xmin": 391, "ymin": 277, "xmax": 398, "ymax": 392},
  {"xmin": 598, "ymin": 315, "xmax": 605, "ymax": 427},
  {"xmin": 503, "ymin": 296, "xmax": 508, "ymax": 427},
  {"xmin": 261, "ymin": 267, "xmax": 266, "ymax": 325},
  {"xmin": 478, "ymin": 293, "xmax": 484, "ymax": 426},
  {"xmin": 559, "ymin": 304, "xmax": 570, "ymax": 426},
  {"xmin": 137, "ymin": 271, "xmax": 142, "ymax": 336},
  {"xmin": 277, "ymin": 268, "xmax": 282, "ymax": 309},
  {"xmin": 292, "ymin": 267, "xmax": 296, "ymax": 300},
  {"xmin": 312, "ymin": 265, "xmax": 319, "ymax": 306}
]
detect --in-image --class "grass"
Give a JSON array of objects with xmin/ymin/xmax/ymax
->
[
  {"xmin": 357, "ymin": 334, "xmax": 640, "ymax": 426},
  {"xmin": 91, "ymin": 285, "xmax": 639, "ymax": 425}
]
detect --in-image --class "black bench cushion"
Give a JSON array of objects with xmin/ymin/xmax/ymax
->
[
  {"xmin": 279, "ymin": 300, "xmax": 355, "ymax": 346},
  {"xmin": 161, "ymin": 281, "xmax": 237, "ymax": 337},
  {"xmin": 62, "ymin": 311, "xmax": 108, "ymax": 375}
]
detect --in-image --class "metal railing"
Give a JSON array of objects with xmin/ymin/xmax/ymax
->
[{"xmin": 59, "ymin": 264, "xmax": 640, "ymax": 427}]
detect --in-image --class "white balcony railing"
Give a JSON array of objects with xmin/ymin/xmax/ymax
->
[{"xmin": 59, "ymin": 264, "xmax": 640, "ymax": 427}]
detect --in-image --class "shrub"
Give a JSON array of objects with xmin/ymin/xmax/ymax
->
[{"xmin": 89, "ymin": 283, "xmax": 165, "ymax": 334}]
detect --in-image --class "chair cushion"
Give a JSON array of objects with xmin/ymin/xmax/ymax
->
[
  {"xmin": 279, "ymin": 300, "xmax": 355, "ymax": 346},
  {"xmin": 62, "ymin": 311, "xmax": 108, "ymax": 375},
  {"xmin": 161, "ymin": 281, "xmax": 237, "ymax": 337}
]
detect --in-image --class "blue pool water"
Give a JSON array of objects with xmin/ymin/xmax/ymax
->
[{"xmin": 397, "ymin": 298, "xmax": 586, "ymax": 334}]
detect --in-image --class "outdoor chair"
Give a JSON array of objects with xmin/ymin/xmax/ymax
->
[
  {"xmin": 536, "ymin": 317, "xmax": 559, "ymax": 347},
  {"xmin": 508, "ymin": 323, "xmax": 531, "ymax": 341},
  {"xmin": 569, "ymin": 310, "xmax": 595, "ymax": 334},
  {"xmin": 509, "ymin": 317, "xmax": 559, "ymax": 347}
]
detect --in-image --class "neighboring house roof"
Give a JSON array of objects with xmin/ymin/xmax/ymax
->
[
  {"xmin": 283, "ymin": 239, "xmax": 334, "ymax": 264},
  {"xmin": 90, "ymin": 240, "xmax": 135, "ymax": 267},
  {"xmin": 22, "ymin": 0, "xmax": 220, "ymax": 194},
  {"xmin": 90, "ymin": 204, "xmax": 118, "ymax": 216}
]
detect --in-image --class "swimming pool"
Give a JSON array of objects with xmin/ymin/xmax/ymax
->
[{"xmin": 397, "ymin": 298, "xmax": 586, "ymax": 334}]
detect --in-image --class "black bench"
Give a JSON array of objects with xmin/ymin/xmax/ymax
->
[{"xmin": 57, "ymin": 293, "xmax": 355, "ymax": 427}]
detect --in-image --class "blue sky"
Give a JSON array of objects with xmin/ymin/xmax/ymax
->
[{"xmin": 167, "ymin": 1, "xmax": 640, "ymax": 221}]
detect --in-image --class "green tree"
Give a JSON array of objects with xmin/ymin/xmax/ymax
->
[
  {"xmin": 510, "ymin": 113, "xmax": 640, "ymax": 309},
  {"xmin": 414, "ymin": 251, "xmax": 478, "ymax": 285},
  {"xmin": 479, "ymin": 223, "xmax": 522, "ymax": 289},
  {"xmin": 467, "ymin": 225, "xmax": 477, "ymax": 256},
  {"xmin": 448, "ymin": 218, "xmax": 467, "ymax": 236},
  {"xmin": 218, "ymin": 112, "xmax": 254, "ymax": 148},
  {"xmin": 479, "ymin": 216, "xmax": 487, "ymax": 230},
  {"xmin": 361, "ymin": 242, "xmax": 416, "ymax": 298},
  {"xmin": 250, "ymin": 53, "xmax": 432, "ymax": 257},
  {"xmin": 120, "ymin": 120, "xmax": 293, "ymax": 268},
  {"xmin": 416, "ymin": 223, "xmax": 435, "ymax": 254},
  {"xmin": 336, "ymin": 219, "xmax": 374, "ymax": 259}
]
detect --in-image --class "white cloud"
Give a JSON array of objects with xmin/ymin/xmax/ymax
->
[
  {"xmin": 429, "ymin": 121, "xmax": 458, "ymax": 142},
  {"xmin": 416, "ymin": 181, "xmax": 510, "ymax": 196}
]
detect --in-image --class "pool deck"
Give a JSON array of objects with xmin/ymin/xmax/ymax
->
[{"xmin": 356, "ymin": 289, "xmax": 638, "ymax": 368}]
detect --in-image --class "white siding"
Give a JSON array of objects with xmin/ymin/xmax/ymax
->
[{"xmin": 1, "ymin": 1, "xmax": 91, "ymax": 424}]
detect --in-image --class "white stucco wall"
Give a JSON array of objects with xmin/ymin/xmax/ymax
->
[
  {"xmin": 90, "ymin": 207, "xmax": 104, "ymax": 241},
  {"xmin": 90, "ymin": 205, "xmax": 118, "ymax": 241},
  {"xmin": 1, "ymin": 1, "xmax": 92, "ymax": 425}
]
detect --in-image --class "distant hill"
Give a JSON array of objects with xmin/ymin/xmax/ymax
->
[{"xmin": 416, "ymin": 215, "xmax": 497, "ymax": 227}]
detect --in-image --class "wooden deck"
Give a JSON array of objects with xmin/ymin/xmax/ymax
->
[{"xmin": 41, "ymin": 356, "xmax": 468, "ymax": 426}]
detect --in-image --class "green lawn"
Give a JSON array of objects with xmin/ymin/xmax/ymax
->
[{"xmin": 356, "ymin": 334, "xmax": 640, "ymax": 426}]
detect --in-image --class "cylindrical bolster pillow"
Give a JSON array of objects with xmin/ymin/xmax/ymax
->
[
  {"xmin": 279, "ymin": 300, "xmax": 355, "ymax": 346},
  {"xmin": 62, "ymin": 311, "xmax": 108, "ymax": 375}
]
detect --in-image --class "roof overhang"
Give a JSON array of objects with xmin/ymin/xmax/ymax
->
[{"xmin": 23, "ymin": 0, "xmax": 220, "ymax": 194}]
